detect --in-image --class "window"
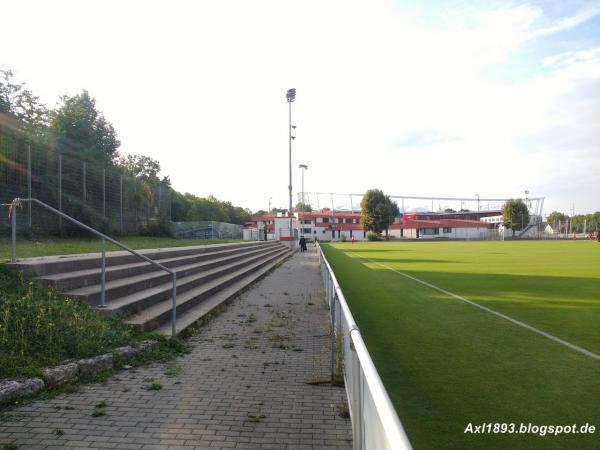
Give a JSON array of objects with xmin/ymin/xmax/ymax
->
[
  {"xmin": 443, "ymin": 227, "xmax": 452, "ymax": 233},
  {"xmin": 322, "ymin": 229, "xmax": 326, "ymax": 234},
  {"xmin": 422, "ymin": 228, "xmax": 439, "ymax": 235},
  {"xmin": 301, "ymin": 228, "xmax": 311, "ymax": 234},
  {"xmin": 322, "ymin": 217, "xmax": 329, "ymax": 223}
]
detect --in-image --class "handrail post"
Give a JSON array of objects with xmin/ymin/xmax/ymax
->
[
  {"xmin": 352, "ymin": 340, "xmax": 364, "ymax": 450},
  {"xmin": 100, "ymin": 237, "xmax": 106, "ymax": 308},
  {"xmin": 11, "ymin": 201, "xmax": 17, "ymax": 263},
  {"xmin": 171, "ymin": 274, "xmax": 177, "ymax": 337}
]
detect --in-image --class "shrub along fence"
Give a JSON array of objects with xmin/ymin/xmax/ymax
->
[{"xmin": 171, "ymin": 221, "xmax": 243, "ymax": 240}]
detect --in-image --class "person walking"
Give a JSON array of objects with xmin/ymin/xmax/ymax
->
[{"xmin": 299, "ymin": 236, "xmax": 307, "ymax": 252}]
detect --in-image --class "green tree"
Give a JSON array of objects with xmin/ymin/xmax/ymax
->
[
  {"xmin": 50, "ymin": 90, "xmax": 120, "ymax": 163},
  {"xmin": 0, "ymin": 69, "xmax": 49, "ymax": 137},
  {"xmin": 590, "ymin": 212, "xmax": 600, "ymax": 231},
  {"xmin": 546, "ymin": 211, "xmax": 569, "ymax": 228},
  {"xmin": 502, "ymin": 199, "xmax": 530, "ymax": 236},
  {"xmin": 170, "ymin": 192, "xmax": 250, "ymax": 225},
  {"xmin": 360, "ymin": 189, "xmax": 399, "ymax": 237},
  {"xmin": 118, "ymin": 154, "xmax": 162, "ymax": 184},
  {"xmin": 295, "ymin": 202, "xmax": 312, "ymax": 212},
  {"xmin": 570, "ymin": 215, "xmax": 586, "ymax": 233}
]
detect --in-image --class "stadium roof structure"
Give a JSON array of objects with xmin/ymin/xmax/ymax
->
[{"xmin": 299, "ymin": 192, "xmax": 545, "ymax": 220}]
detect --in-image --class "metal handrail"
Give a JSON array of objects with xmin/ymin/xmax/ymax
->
[
  {"xmin": 318, "ymin": 243, "xmax": 412, "ymax": 450},
  {"xmin": 7, "ymin": 198, "xmax": 178, "ymax": 337}
]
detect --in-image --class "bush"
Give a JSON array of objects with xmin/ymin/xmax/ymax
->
[
  {"xmin": 59, "ymin": 200, "xmax": 117, "ymax": 237},
  {"xmin": 367, "ymin": 231, "xmax": 380, "ymax": 241},
  {"xmin": 140, "ymin": 216, "xmax": 173, "ymax": 237},
  {"xmin": 0, "ymin": 266, "xmax": 145, "ymax": 378}
]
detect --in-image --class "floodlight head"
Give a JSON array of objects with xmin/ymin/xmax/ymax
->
[
  {"xmin": 291, "ymin": 136, "xmax": 296, "ymax": 140},
  {"xmin": 291, "ymin": 125, "xmax": 296, "ymax": 129},
  {"xmin": 286, "ymin": 88, "xmax": 296, "ymax": 102},
  {"xmin": 299, "ymin": 164, "xmax": 308, "ymax": 169}
]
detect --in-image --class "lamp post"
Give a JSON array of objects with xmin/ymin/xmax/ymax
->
[
  {"xmin": 299, "ymin": 164, "xmax": 308, "ymax": 236},
  {"xmin": 268, "ymin": 197, "xmax": 272, "ymax": 213},
  {"xmin": 286, "ymin": 88, "xmax": 296, "ymax": 245},
  {"xmin": 475, "ymin": 193, "xmax": 480, "ymax": 212}
]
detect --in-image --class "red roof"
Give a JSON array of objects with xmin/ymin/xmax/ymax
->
[
  {"xmin": 251, "ymin": 214, "xmax": 290, "ymax": 221},
  {"xmin": 314, "ymin": 223, "xmax": 363, "ymax": 230},
  {"xmin": 300, "ymin": 211, "xmax": 362, "ymax": 219},
  {"xmin": 390, "ymin": 219, "xmax": 492, "ymax": 229}
]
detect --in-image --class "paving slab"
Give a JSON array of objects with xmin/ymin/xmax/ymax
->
[{"xmin": 0, "ymin": 247, "xmax": 352, "ymax": 450}]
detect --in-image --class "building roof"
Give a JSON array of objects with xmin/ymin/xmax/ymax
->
[
  {"xmin": 298, "ymin": 211, "xmax": 362, "ymax": 219},
  {"xmin": 391, "ymin": 218, "xmax": 493, "ymax": 229}
]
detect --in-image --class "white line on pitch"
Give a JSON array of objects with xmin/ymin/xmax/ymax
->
[{"xmin": 350, "ymin": 253, "xmax": 600, "ymax": 361}]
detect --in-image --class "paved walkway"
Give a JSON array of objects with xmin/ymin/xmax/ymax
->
[{"xmin": 0, "ymin": 248, "xmax": 352, "ymax": 450}]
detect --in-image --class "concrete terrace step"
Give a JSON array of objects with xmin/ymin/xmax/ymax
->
[
  {"xmin": 155, "ymin": 249, "xmax": 292, "ymax": 336},
  {"xmin": 129, "ymin": 247, "xmax": 292, "ymax": 332},
  {"xmin": 7, "ymin": 241, "xmax": 271, "ymax": 276},
  {"xmin": 63, "ymin": 243, "xmax": 282, "ymax": 304},
  {"xmin": 36, "ymin": 241, "xmax": 282, "ymax": 291},
  {"xmin": 7, "ymin": 240, "xmax": 293, "ymax": 335},
  {"xmin": 96, "ymin": 246, "xmax": 289, "ymax": 316}
]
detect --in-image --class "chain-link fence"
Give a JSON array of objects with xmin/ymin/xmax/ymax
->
[
  {"xmin": 0, "ymin": 126, "xmax": 171, "ymax": 237},
  {"xmin": 171, "ymin": 221, "xmax": 243, "ymax": 240}
]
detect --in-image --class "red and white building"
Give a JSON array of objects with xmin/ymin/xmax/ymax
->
[
  {"xmin": 389, "ymin": 213, "xmax": 494, "ymax": 239},
  {"xmin": 244, "ymin": 212, "xmax": 297, "ymax": 241},
  {"xmin": 245, "ymin": 209, "xmax": 498, "ymax": 241}
]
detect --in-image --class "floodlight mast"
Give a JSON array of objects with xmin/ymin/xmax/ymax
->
[{"xmin": 286, "ymin": 88, "xmax": 296, "ymax": 246}]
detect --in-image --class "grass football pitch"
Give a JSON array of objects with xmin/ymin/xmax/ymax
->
[{"xmin": 322, "ymin": 240, "xmax": 600, "ymax": 449}]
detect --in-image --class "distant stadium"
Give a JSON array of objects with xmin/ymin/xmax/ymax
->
[{"xmin": 246, "ymin": 193, "xmax": 548, "ymax": 241}]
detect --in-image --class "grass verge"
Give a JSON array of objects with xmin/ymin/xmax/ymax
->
[
  {"xmin": 0, "ymin": 265, "xmax": 183, "ymax": 379},
  {"xmin": 0, "ymin": 236, "xmax": 242, "ymax": 262}
]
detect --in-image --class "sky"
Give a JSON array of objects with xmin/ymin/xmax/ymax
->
[{"xmin": 2, "ymin": 0, "xmax": 599, "ymax": 215}]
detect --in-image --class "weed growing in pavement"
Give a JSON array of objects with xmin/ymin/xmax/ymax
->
[
  {"xmin": 246, "ymin": 412, "xmax": 266, "ymax": 422},
  {"xmin": 144, "ymin": 382, "xmax": 163, "ymax": 391}
]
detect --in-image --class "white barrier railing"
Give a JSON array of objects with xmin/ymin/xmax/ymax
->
[{"xmin": 318, "ymin": 244, "xmax": 412, "ymax": 450}]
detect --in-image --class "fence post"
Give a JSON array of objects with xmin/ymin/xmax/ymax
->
[
  {"xmin": 82, "ymin": 161, "xmax": 86, "ymax": 202},
  {"xmin": 102, "ymin": 168, "xmax": 106, "ymax": 217},
  {"xmin": 158, "ymin": 185, "xmax": 162, "ymax": 213},
  {"xmin": 120, "ymin": 174, "xmax": 123, "ymax": 234},
  {"xmin": 27, "ymin": 144, "xmax": 31, "ymax": 228},
  {"xmin": 134, "ymin": 182, "xmax": 138, "ymax": 230},
  {"xmin": 58, "ymin": 154, "xmax": 62, "ymax": 236}
]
